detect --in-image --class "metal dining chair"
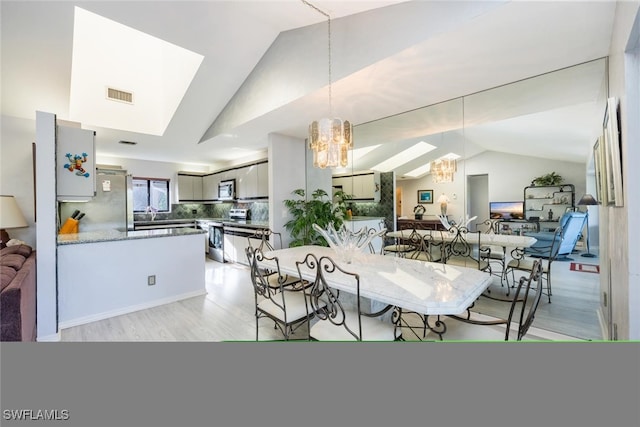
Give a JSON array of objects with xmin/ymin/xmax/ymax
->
[
  {"xmin": 440, "ymin": 225, "xmax": 492, "ymax": 273},
  {"xmin": 505, "ymin": 227, "xmax": 563, "ymax": 303},
  {"xmin": 245, "ymin": 246, "xmax": 316, "ymax": 341},
  {"xmin": 296, "ymin": 253, "xmax": 402, "ymax": 341},
  {"xmin": 446, "ymin": 259, "xmax": 544, "ymax": 341}
]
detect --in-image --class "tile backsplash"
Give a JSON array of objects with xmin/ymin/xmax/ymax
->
[{"xmin": 133, "ymin": 202, "xmax": 268, "ymax": 221}]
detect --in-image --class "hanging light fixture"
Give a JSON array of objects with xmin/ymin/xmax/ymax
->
[
  {"xmin": 303, "ymin": 0, "xmax": 352, "ymax": 169},
  {"xmin": 430, "ymin": 157, "xmax": 457, "ymax": 183}
]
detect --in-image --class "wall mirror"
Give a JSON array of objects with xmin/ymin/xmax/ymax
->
[{"xmin": 310, "ymin": 57, "xmax": 607, "ymax": 340}]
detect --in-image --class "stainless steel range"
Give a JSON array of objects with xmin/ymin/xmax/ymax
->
[{"xmin": 206, "ymin": 209, "xmax": 250, "ymax": 263}]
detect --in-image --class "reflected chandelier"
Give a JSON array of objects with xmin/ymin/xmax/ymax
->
[
  {"xmin": 430, "ymin": 158, "xmax": 457, "ymax": 183},
  {"xmin": 303, "ymin": 0, "xmax": 353, "ymax": 169}
]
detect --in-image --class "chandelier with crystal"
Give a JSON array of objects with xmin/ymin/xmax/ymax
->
[
  {"xmin": 430, "ymin": 158, "xmax": 457, "ymax": 183},
  {"xmin": 303, "ymin": 0, "xmax": 353, "ymax": 169}
]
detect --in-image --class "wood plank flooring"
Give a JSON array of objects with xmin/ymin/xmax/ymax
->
[{"xmin": 60, "ymin": 253, "xmax": 601, "ymax": 342}]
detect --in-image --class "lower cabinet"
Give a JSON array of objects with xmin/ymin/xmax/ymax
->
[{"xmin": 223, "ymin": 226, "xmax": 266, "ymax": 265}]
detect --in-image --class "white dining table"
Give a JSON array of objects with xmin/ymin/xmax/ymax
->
[
  {"xmin": 386, "ymin": 229, "xmax": 537, "ymax": 249},
  {"xmin": 260, "ymin": 245, "xmax": 493, "ymax": 318}
]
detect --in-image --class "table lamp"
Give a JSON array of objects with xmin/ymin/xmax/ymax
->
[
  {"xmin": 437, "ymin": 193, "xmax": 450, "ymax": 216},
  {"xmin": 577, "ymin": 193, "xmax": 598, "ymax": 257},
  {"xmin": 0, "ymin": 195, "xmax": 28, "ymax": 248}
]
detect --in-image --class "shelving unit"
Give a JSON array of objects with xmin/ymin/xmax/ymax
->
[{"xmin": 523, "ymin": 184, "xmax": 575, "ymax": 231}]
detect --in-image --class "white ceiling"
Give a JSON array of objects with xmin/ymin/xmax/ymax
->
[{"xmin": 1, "ymin": 1, "xmax": 616, "ymax": 170}]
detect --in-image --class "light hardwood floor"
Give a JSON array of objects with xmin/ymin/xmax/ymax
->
[{"xmin": 60, "ymin": 252, "xmax": 601, "ymax": 342}]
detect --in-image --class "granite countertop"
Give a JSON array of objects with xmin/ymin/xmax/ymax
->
[
  {"xmin": 57, "ymin": 227, "xmax": 205, "ymax": 245},
  {"xmin": 221, "ymin": 220, "xmax": 269, "ymax": 229},
  {"xmin": 134, "ymin": 218, "xmax": 197, "ymax": 226},
  {"xmin": 346, "ymin": 216, "xmax": 386, "ymax": 221}
]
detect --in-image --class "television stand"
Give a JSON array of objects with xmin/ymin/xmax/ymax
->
[{"xmin": 498, "ymin": 220, "xmax": 539, "ymax": 235}]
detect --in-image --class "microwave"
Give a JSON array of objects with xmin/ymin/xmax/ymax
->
[{"xmin": 218, "ymin": 179, "xmax": 235, "ymax": 200}]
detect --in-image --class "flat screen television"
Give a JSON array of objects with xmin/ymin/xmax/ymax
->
[{"xmin": 490, "ymin": 201, "xmax": 524, "ymax": 220}]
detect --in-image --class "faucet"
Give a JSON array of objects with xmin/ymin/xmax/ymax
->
[{"xmin": 145, "ymin": 206, "xmax": 157, "ymax": 221}]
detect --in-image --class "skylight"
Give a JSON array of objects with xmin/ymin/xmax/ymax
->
[
  {"xmin": 331, "ymin": 145, "xmax": 381, "ymax": 174},
  {"xmin": 404, "ymin": 163, "xmax": 432, "ymax": 178},
  {"xmin": 371, "ymin": 141, "xmax": 436, "ymax": 172},
  {"xmin": 68, "ymin": 7, "xmax": 204, "ymax": 135}
]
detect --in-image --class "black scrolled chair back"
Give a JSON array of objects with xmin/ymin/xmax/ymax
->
[
  {"xmin": 443, "ymin": 225, "xmax": 476, "ymax": 262},
  {"xmin": 250, "ymin": 228, "xmax": 283, "ymax": 252},
  {"xmin": 442, "ymin": 226, "xmax": 490, "ymax": 271},
  {"xmin": 296, "ymin": 253, "xmax": 362, "ymax": 341},
  {"xmin": 246, "ymin": 247, "xmax": 283, "ymax": 306},
  {"xmin": 477, "ymin": 218, "xmax": 502, "ymax": 234},
  {"xmin": 506, "ymin": 258, "xmax": 544, "ymax": 340}
]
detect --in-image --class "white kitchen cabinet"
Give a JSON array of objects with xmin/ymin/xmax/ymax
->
[
  {"xmin": 332, "ymin": 175, "xmax": 353, "ymax": 195},
  {"xmin": 202, "ymin": 173, "xmax": 220, "ymax": 200},
  {"xmin": 177, "ymin": 173, "xmax": 203, "ymax": 201},
  {"xmin": 257, "ymin": 162, "xmax": 269, "ymax": 198},
  {"xmin": 332, "ymin": 172, "xmax": 379, "ymax": 201},
  {"xmin": 56, "ymin": 125, "xmax": 96, "ymax": 201},
  {"xmin": 237, "ymin": 165, "xmax": 258, "ymax": 199},
  {"xmin": 223, "ymin": 232, "xmax": 236, "ymax": 263}
]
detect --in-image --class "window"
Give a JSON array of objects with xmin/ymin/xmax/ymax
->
[{"xmin": 132, "ymin": 177, "xmax": 170, "ymax": 212}]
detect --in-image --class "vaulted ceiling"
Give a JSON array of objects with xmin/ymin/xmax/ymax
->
[{"xmin": 1, "ymin": 1, "xmax": 616, "ymax": 171}]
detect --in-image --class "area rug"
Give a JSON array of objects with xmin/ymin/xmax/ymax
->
[{"xmin": 570, "ymin": 262, "xmax": 599, "ymax": 274}]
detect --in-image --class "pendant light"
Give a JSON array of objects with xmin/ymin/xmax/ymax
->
[{"xmin": 303, "ymin": 0, "xmax": 352, "ymax": 169}]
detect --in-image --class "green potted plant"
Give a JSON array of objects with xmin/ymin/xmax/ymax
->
[
  {"xmin": 283, "ymin": 188, "xmax": 352, "ymax": 247},
  {"xmin": 531, "ymin": 171, "xmax": 563, "ymax": 186}
]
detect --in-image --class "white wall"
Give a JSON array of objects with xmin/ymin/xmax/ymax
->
[
  {"xmin": 268, "ymin": 133, "xmax": 306, "ymax": 248},
  {"xmin": 0, "ymin": 116, "xmax": 38, "ymax": 247},
  {"xmin": 35, "ymin": 112, "xmax": 58, "ymax": 341},
  {"xmin": 58, "ymin": 233, "xmax": 205, "ymax": 328},
  {"xmin": 604, "ymin": 1, "xmax": 640, "ymax": 340}
]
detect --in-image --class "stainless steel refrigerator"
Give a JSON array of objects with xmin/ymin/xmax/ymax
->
[{"xmin": 59, "ymin": 168, "xmax": 134, "ymax": 232}]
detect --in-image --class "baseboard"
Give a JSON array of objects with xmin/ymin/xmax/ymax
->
[
  {"xmin": 58, "ymin": 289, "xmax": 208, "ymax": 330},
  {"xmin": 596, "ymin": 308, "xmax": 609, "ymax": 340},
  {"xmin": 37, "ymin": 331, "xmax": 61, "ymax": 342}
]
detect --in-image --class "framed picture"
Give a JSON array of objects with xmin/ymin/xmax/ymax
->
[
  {"xmin": 592, "ymin": 136, "xmax": 605, "ymax": 204},
  {"xmin": 603, "ymin": 97, "xmax": 623, "ymax": 206},
  {"xmin": 417, "ymin": 189, "xmax": 433, "ymax": 204}
]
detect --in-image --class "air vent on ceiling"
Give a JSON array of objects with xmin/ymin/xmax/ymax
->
[
  {"xmin": 118, "ymin": 140, "xmax": 137, "ymax": 145},
  {"xmin": 106, "ymin": 87, "xmax": 133, "ymax": 104}
]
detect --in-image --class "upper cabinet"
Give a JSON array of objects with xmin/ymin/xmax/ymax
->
[
  {"xmin": 256, "ymin": 162, "xmax": 268, "ymax": 198},
  {"xmin": 202, "ymin": 173, "xmax": 220, "ymax": 201},
  {"xmin": 236, "ymin": 161, "xmax": 268, "ymax": 200},
  {"xmin": 177, "ymin": 160, "xmax": 268, "ymax": 203},
  {"xmin": 56, "ymin": 125, "xmax": 96, "ymax": 201},
  {"xmin": 332, "ymin": 172, "xmax": 380, "ymax": 202},
  {"xmin": 177, "ymin": 173, "xmax": 203, "ymax": 202}
]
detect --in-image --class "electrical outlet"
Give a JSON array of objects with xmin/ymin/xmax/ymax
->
[{"xmin": 148, "ymin": 275, "xmax": 156, "ymax": 286}]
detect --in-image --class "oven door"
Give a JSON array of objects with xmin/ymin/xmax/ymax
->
[{"xmin": 208, "ymin": 223, "xmax": 225, "ymax": 262}]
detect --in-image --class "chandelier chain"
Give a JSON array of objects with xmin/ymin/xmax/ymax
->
[{"xmin": 301, "ymin": 0, "xmax": 332, "ymax": 116}]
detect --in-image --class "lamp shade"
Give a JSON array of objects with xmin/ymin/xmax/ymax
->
[
  {"xmin": 0, "ymin": 195, "xmax": 28, "ymax": 229},
  {"xmin": 437, "ymin": 194, "xmax": 450, "ymax": 204},
  {"xmin": 577, "ymin": 194, "xmax": 598, "ymax": 206}
]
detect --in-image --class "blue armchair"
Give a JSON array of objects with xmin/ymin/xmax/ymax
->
[{"xmin": 524, "ymin": 211, "xmax": 587, "ymax": 260}]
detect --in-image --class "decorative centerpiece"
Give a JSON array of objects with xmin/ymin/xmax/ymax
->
[
  {"xmin": 413, "ymin": 205, "xmax": 426, "ymax": 220},
  {"xmin": 312, "ymin": 223, "xmax": 386, "ymax": 264}
]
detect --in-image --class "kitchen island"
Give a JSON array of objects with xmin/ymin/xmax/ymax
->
[{"xmin": 57, "ymin": 227, "xmax": 206, "ymax": 329}]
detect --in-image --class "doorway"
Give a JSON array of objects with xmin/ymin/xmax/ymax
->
[{"xmin": 467, "ymin": 174, "xmax": 489, "ymax": 231}]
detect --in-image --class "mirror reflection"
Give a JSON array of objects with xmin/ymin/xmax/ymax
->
[{"xmin": 321, "ymin": 57, "xmax": 607, "ymax": 340}]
